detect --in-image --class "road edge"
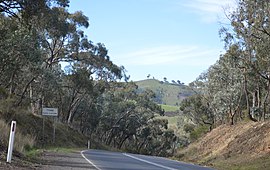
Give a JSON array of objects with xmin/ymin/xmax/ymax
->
[
  {"xmin": 123, "ymin": 153, "xmax": 177, "ymax": 170},
  {"xmin": 80, "ymin": 150, "xmax": 101, "ymax": 170}
]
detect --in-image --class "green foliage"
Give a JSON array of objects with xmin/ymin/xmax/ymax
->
[
  {"xmin": 189, "ymin": 125, "xmax": 208, "ymax": 142},
  {"xmin": 183, "ymin": 123, "xmax": 195, "ymax": 133},
  {"xmin": 185, "ymin": 0, "xmax": 270, "ymax": 127},
  {"xmin": 92, "ymin": 82, "xmax": 176, "ymax": 156},
  {"xmin": 180, "ymin": 94, "xmax": 214, "ymax": 129},
  {"xmin": 0, "ymin": 0, "xmax": 178, "ymax": 158}
]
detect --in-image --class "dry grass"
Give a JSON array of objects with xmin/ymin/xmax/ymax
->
[
  {"xmin": 0, "ymin": 119, "xmax": 35, "ymax": 153},
  {"xmin": 176, "ymin": 121, "xmax": 270, "ymax": 169}
]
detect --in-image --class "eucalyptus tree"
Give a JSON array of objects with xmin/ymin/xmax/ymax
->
[
  {"xmin": 185, "ymin": 70, "xmax": 218, "ymax": 129},
  {"xmin": 0, "ymin": 0, "xmax": 126, "ymax": 121},
  {"xmin": 0, "ymin": 0, "xmax": 69, "ymax": 19},
  {"xmin": 93, "ymin": 81, "xmax": 176, "ymax": 156},
  {"xmin": 0, "ymin": 14, "xmax": 42, "ymax": 106},
  {"xmin": 208, "ymin": 45, "xmax": 244, "ymax": 125},
  {"xmin": 97, "ymin": 82, "xmax": 148, "ymax": 147},
  {"xmin": 0, "ymin": 0, "xmax": 88, "ymax": 113},
  {"xmin": 135, "ymin": 119, "xmax": 176, "ymax": 156},
  {"xmin": 220, "ymin": 0, "xmax": 270, "ymax": 121},
  {"xmin": 183, "ymin": 44, "xmax": 246, "ymax": 127},
  {"xmin": 0, "ymin": 0, "xmax": 177, "ymax": 155},
  {"xmin": 180, "ymin": 93, "xmax": 215, "ymax": 130}
]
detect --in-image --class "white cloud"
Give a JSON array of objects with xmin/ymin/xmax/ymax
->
[
  {"xmin": 117, "ymin": 45, "xmax": 221, "ymax": 67},
  {"xmin": 181, "ymin": 0, "xmax": 237, "ymax": 23}
]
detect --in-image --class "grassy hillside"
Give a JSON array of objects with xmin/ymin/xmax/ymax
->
[
  {"xmin": 0, "ymin": 111, "xmax": 104, "ymax": 165},
  {"xmin": 176, "ymin": 121, "xmax": 270, "ymax": 170},
  {"xmin": 135, "ymin": 79, "xmax": 194, "ymax": 106},
  {"xmin": 0, "ymin": 111, "xmax": 108, "ymax": 169}
]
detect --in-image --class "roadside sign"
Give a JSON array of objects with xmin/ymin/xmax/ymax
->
[{"xmin": 42, "ymin": 108, "xmax": 58, "ymax": 116}]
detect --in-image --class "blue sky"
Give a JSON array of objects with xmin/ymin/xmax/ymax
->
[{"xmin": 69, "ymin": 0, "xmax": 235, "ymax": 84}]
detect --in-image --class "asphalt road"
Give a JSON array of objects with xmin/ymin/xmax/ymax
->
[{"xmin": 81, "ymin": 149, "xmax": 214, "ymax": 170}]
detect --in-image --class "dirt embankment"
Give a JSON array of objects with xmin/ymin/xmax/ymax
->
[{"xmin": 177, "ymin": 121, "xmax": 270, "ymax": 169}]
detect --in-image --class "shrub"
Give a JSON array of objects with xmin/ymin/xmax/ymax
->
[
  {"xmin": 183, "ymin": 123, "xmax": 195, "ymax": 133},
  {"xmin": 189, "ymin": 125, "xmax": 208, "ymax": 142}
]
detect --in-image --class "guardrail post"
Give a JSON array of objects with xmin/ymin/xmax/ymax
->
[{"xmin": 7, "ymin": 121, "xmax": 16, "ymax": 163}]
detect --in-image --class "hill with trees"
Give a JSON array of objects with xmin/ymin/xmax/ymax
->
[
  {"xmin": 1, "ymin": 0, "xmax": 270, "ymax": 169},
  {"xmin": 135, "ymin": 79, "xmax": 194, "ymax": 106}
]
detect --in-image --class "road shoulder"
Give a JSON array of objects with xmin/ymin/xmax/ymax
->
[{"xmin": 38, "ymin": 150, "xmax": 97, "ymax": 170}]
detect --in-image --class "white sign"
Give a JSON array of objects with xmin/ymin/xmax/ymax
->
[{"xmin": 42, "ymin": 108, "xmax": 58, "ymax": 116}]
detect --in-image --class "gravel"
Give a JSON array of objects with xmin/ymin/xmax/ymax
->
[
  {"xmin": 38, "ymin": 150, "xmax": 97, "ymax": 170},
  {"xmin": 0, "ymin": 150, "xmax": 97, "ymax": 170}
]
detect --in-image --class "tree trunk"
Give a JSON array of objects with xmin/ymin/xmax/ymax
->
[
  {"xmin": 29, "ymin": 84, "xmax": 36, "ymax": 114},
  {"xmin": 243, "ymin": 71, "xmax": 257, "ymax": 121},
  {"xmin": 262, "ymin": 79, "xmax": 270, "ymax": 121},
  {"xmin": 118, "ymin": 135, "xmax": 129, "ymax": 149}
]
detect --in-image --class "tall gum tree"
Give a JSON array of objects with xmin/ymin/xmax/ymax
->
[{"xmin": 220, "ymin": 0, "xmax": 270, "ymax": 121}]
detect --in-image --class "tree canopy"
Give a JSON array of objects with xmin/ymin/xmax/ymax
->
[
  {"xmin": 181, "ymin": 0, "xmax": 270, "ymax": 129},
  {"xmin": 0, "ymin": 0, "xmax": 176, "ymax": 156}
]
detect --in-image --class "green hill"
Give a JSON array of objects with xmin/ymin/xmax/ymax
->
[{"xmin": 135, "ymin": 79, "xmax": 194, "ymax": 106}]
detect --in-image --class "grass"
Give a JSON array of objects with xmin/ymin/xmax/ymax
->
[
  {"xmin": 213, "ymin": 153, "xmax": 270, "ymax": 170},
  {"xmin": 0, "ymin": 119, "xmax": 35, "ymax": 153},
  {"xmin": 0, "ymin": 109, "xmax": 94, "ymax": 165},
  {"xmin": 25, "ymin": 149, "xmax": 43, "ymax": 159},
  {"xmin": 176, "ymin": 121, "xmax": 270, "ymax": 170},
  {"xmin": 5, "ymin": 112, "xmax": 88, "ymax": 148},
  {"xmin": 160, "ymin": 104, "xmax": 179, "ymax": 112},
  {"xmin": 136, "ymin": 79, "xmax": 194, "ymax": 106},
  {"xmin": 24, "ymin": 147, "xmax": 86, "ymax": 162}
]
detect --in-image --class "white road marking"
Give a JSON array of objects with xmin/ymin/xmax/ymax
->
[
  {"xmin": 123, "ymin": 153, "xmax": 177, "ymax": 170},
  {"xmin": 80, "ymin": 150, "xmax": 102, "ymax": 170}
]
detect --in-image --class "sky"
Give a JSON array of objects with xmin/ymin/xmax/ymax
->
[{"xmin": 68, "ymin": 0, "xmax": 236, "ymax": 84}]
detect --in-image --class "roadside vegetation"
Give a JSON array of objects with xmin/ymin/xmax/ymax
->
[
  {"xmin": 1, "ymin": 0, "xmax": 270, "ymax": 169},
  {"xmin": 0, "ymin": 1, "xmax": 177, "ymax": 166},
  {"xmin": 176, "ymin": 0, "xmax": 270, "ymax": 169},
  {"xmin": 179, "ymin": 0, "xmax": 270, "ymax": 137},
  {"xmin": 177, "ymin": 121, "xmax": 270, "ymax": 170}
]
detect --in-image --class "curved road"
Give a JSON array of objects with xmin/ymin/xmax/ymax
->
[{"xmin": 81, "ymin": 149, "xmax": 214, "ymax": 170}]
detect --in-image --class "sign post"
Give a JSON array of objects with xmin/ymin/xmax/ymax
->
[
  {"xmin": 7, "ymin": 121, "xmax": 16, "ymax": 163},
  {"xmin": 42, "ymin": 108, "xmax": 58, "ymax": 144}
]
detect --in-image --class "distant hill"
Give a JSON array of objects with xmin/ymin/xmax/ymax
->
[{"xmin": 135, "ymin": 79, "xmax": 194, "ymax": 106}]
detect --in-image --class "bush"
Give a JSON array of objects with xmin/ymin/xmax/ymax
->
[
  {"xmin": 0, "ymin": 98, "xmax": 16, "ymax": 116},
  {"xmin": 189, "ymin": 125, "xmax": 208, "ymax": 142},
  {"xmin": 183, "ymin": 123, "xmax": 195, "ymax": 133}
]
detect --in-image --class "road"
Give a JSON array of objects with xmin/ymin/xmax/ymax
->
[{"xmin": 81, "ymin": 149, "xmax": 214, "ymax": 170}]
